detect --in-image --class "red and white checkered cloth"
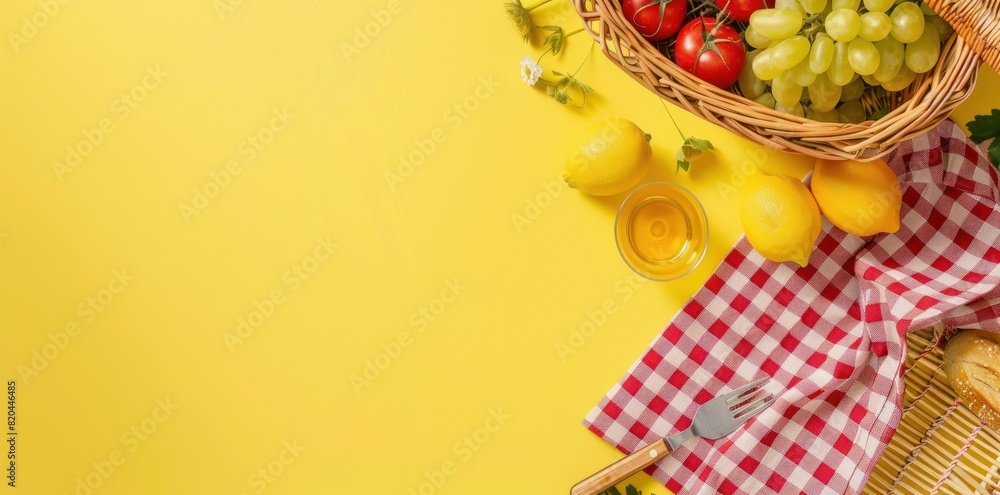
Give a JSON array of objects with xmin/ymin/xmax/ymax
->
[{"xmin": 583, "ymin": 120, "xmax": 1000, "ymax": 495}]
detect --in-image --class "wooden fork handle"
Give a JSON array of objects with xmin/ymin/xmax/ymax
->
[{"xmin": 570, "ymin": 438, "xmax": 671, "ymax": 495}]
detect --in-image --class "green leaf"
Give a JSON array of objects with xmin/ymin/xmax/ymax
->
[
  {"xmin": 559, "ymin": 73, "xmax": 593, "ymax": 93},
  {"xmin": 967, "ymin": 110, "xmax": 1000, "ymax": 169},
  {"xmin": 625, "ymin": 485, "xmax": 641, "ymax": 495},
  {"xmin": 504, "ymin": 0, "xmax": 532, "ymax": 42},
  {"xmin": 968, "ymin": 109, "xmax": 1000, "ymax": 144},
  {"xmin": 540, "ymin": 25, "xmax": 565, "ymax": 55},
  {"xmin": 676, "ymin": 136, "xmax": 714, "ymax": 173},
  {"xmin": 989, "ymin": 139, "xmax": 1000, "ymax": 169}
]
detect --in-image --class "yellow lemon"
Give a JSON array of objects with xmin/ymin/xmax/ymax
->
[
  {"xmin": 741, "ymin": 174, "xmax": 822, "ymax": 267},
  {"xmin": 812, "ymin": 158, "xmax": 902, "ymax": 237},
  {"xmin": 563, "ymin": 118, "xmax": 652, "ymax": 196}
]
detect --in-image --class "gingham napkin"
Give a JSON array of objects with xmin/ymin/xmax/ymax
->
[{"xmin": 583, "ymin": 120, "xmax": 1000, "ymax": 495}]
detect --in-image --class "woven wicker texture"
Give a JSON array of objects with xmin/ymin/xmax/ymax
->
[
  {"xmin": 925, "ymin": 0, "xmax": 1000, "ymax": 72},
  {"xmin": 864, "ymin": 325, "xmax": 1000, "ymax": 494},
  {"xmin": 573, "ymin": 0, "xmax": 982, "ymax": 160}
]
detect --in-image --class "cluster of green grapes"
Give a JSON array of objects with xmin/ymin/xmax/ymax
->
[{"xmin": 737, "ymin": 0, "xmax": 953, "ymax": 122}]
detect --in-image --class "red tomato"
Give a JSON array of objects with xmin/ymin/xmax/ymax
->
[
  {"xmin": 621, "ymin": 0, "xmax": 688, "ymax": 41},
  {"xmin": 713, "ymin": 0, "xmax": 775, "ymax": 22},
  {"xmin": 672, "ymin": 17, "xmax": 746, "ymax": 89}
]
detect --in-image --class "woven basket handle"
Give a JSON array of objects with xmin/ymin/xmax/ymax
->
[{"xmin": 925, "ymin": 0, "xmax": 1000, "ymax": 71}]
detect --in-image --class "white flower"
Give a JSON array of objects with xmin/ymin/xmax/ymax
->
[{"xmin": 520, "ymin": 55, "xmax": 542, "ymax": 87}]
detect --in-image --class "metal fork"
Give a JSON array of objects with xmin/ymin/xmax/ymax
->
[{"xmin": 570, "ymin": 378, "xmax": 774, "ymax": 495}]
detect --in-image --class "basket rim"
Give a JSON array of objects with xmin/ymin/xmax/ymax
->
[{"xmin": 574, "ymin": 0, "xmax": 982, "ymax": 160}]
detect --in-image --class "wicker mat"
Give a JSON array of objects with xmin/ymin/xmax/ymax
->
[{"xmin": 864, "ymin": 325, "xmax": 1000, "ymax": 494}]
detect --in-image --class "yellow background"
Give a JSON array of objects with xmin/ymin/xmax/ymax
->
[{"xmin": 1, "ymin": 1, "xmax": 998, "ymax": 494}]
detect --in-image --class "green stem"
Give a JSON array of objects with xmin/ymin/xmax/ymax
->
[
  {"xmin": 570, "ymin": 41, "xmax": 596, "ymax": 76},
  {"xmin": 565, "ymin": 27, "xmax": 585, "ymax": 37},
  {"xmin": 659, "ymin": 99, "xmax": 687, "ymax": 140},
  {"xmin": 536, "ymin": 46, "xmax": 553, "ymax": 64},
  {"xmin": 801, "ymin": 20, "xmax": 823, "ymax": 41},
  {"xmin": 525, "ymin": 0, "xmax": 555, "ymax": 12},
  {"xmin": 689, "ymin": 0, "xmax": 722, "ymax": 16},
  {"xmin": 538, "ymin": 78, "xmax": 558, "ymax": 87}
]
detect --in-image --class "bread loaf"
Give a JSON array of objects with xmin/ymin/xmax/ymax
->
[{"xmin": 943, "ymin": 330, "xmax": 1000, "ymax": 430}]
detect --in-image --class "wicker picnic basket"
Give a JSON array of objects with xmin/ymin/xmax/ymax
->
[
  {"xmin": 864, "ymin": 324, "xmax": 1000, "ymax": 494},
  {"xmin": 572, "ymin": 0, "xmax": 998, "ymax": 160}
]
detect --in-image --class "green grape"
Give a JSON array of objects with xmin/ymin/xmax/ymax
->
[
  {"xmin": 775, "ymin": 101, "xmax": 805, "ymax": 117},
  {"xmin": 832, "ymin": 0, "xmax": 860, "ymax": 10},
  {"xmin": 859, "ymin": 12, "xmax": 892, "ymax": 41},
  {"xmin": 890, "ymin": 2, "xmax": 925, "ymax": 43},
  {"xmin": 863, "ymin": 0, "xmax": 894, "ymax": 12},
  {"xmin": 806, "ymin": 106, "xmax": 841, "ymax": 122},
  {"xmin": 752, "ymin": 49, "xmax": 777, "ymax": 80},
  {"xmin": 826, "ymin": 9, "xmax": 862, "ymax": 42},
  {"xmin": 809, "ymin": 34, "xmax": 835, "ymax": 73},
  {"xmin": 752, "ymin": 36, "xmax": 811, "ymax": 79},
  {"xmin": 800, "ymin": 0, "xmax": 828, "ymax": 14},
  {"xmin": 904, "ymin": 26, "xmax": 940, "ymax": 73},
  {"xmin": 750, "ymin": 8, "xmax": 805, "ymax": 40},
  {"xmin": 792, "ymin": 57, "xmax": 818, "ymax": 86},
  {"xmin": 776, "ymin": 0, "xmax": 808, "ymax": 16},
  {"xmin": 920, "ymin": 2, "xmax": 937, "ymax": 16},
  {"xmin": 772, "ymin": 71, "xmax": 804, "ymax": 107},
  {"xmin": 829, "ymin": 41, "xmax": 856, "ymax": 86},
  {"xmin": 838, "ymin": 101, "xmax": 867, "ymax": 123},
  {"xmin": 773, "ymin": 36, "xmax": 811, "ymax": 67},
  {"xmin": 740, "ymin": 51, "xmax": 768, "ymax": 99},
  {"xmin": 872, "ymin": 36, "xmax": 904, "ymax": 82},
  {"xmin": 808, "ymin": 72, "xmax": 843, "ymax": 111},
  {"xmin": 881, "ymin": 63, "xmax": 917, "ymax": 90},
  {"xmin": 755, "ymin": 92, "xmax": 778, "ymax": 109},
  {"xmin": 925, "ymin": 15, "xmax": 954, "ymax": 39},
  {"xmin": 840, "ymin": 77, "xmax": 865, "ymax": 101},
  {"xmin": 745, "ymin": 26, "xmax": 773, "ymax": 49},
  {"xmin": 862, "ymin": 73, "xmax": 881, "ymax": 85},
  {"xmin": 848, "ymin": 38, "xmax": 880, "ymax": 75}
]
